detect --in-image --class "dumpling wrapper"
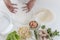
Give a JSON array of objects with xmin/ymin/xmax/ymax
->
[{"xmin": 35, "ymin": 9, "xmax": 54, "ymax": 23}]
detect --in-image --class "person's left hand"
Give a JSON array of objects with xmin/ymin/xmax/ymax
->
[{"xmin": 23, "ymin": 0, "xmax": 36, "ymax": 12}]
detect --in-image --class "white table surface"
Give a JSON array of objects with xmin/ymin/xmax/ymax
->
[{"xmin": 0, "ymin": 0, "xmax": 60, "ymax": 40}]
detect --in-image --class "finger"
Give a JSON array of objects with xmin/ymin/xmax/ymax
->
[
  {"xmin": 23, "ymin": 9, "xmax": 28, "ymax": 11},
  {"xmin": 21, "ymin": 3, "xmax": 27, "ymax": 7},
  {"xmin": 26, "ymin": 10, "xmax": 29, "ymax": 13},
  {"xmin": 22, "ymin": 7, "xmax": 28, "ymax": 10},
  {"xmin": 22, "ymin": 7, "xmax": 28, "ymax": 11},
  {"xmin": 13, "ymin": 10, "xmax": 17, "ymax": 13},
  {"xmin": 11, "ymin": 9, "xmax": 15, "ymax": 13},
  {"xmin": 10, "ymin": 5, "xmax": 18, "ymax": 9},
  {"xmin": 13, "ymin": 7, "xmax": 18, "ymax": 9},
  {"xmin": 10, "ymin": 9, "xmax": 17, "ymax": 13},
  {"xmin": 12, "ymin": 10, "xmax": 17, "ymax": 13},
  {"xmin": 22, "ymin": 6, "xmax": 27, "ymax": 8},
  {"xmin": 22, "ymin": 3, "xmax": 27, "ymax": 5},
  {"xmin": 26, "ymin": 9, "xmax": 31, "ymax": 13},
  {"xmin": 22, "ymin": 7, "xmax": 30, "ymax": 13},
  {"xmin": 10, "ymin": 10, "xmax": 15, "ymax": 13},
  {"xmin": 11, "ymin": 4, "xmax": 17, "ymax": 6},
  {"xmin": 27, "ymin": 9, "xmax": 30, "ymax": 12}
]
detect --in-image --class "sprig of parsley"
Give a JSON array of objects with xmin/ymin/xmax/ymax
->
[
  {"xmin": 34, "ymin": 30, "xmax": 38, "ymax": 40},
  {"xmin": 41, "ymin": 25, "xmax": 45, "ymax": 29},
  {"xmin": 41, "ymin": 25, "xmax": 59, "ymax": 37}
]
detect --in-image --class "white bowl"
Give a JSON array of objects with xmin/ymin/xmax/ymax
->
[{"xmin": 0, "ymin": 11, "xmax": 13, "ymax": 35}]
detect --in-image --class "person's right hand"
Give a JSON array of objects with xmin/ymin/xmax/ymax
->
[{"xmin": 4, "ymin": 0, "xmax": 18, "ymax": 13}]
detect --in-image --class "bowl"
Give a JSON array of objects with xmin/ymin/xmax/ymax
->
[{"xmin": 0, "ymin": 11, "xmax": 13, "ymax": 35}]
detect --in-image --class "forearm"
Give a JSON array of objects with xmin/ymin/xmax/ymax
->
[
  {"xmin": 29, "ymin": 0, "xmax": 36, "ymax": 6},
  {"xmin": 4, "ymin": 0, "xmax": 11, "ymax": 5}
]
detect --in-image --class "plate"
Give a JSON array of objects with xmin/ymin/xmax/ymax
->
[{"xmin": 0, "ymin": 11, "xmax": 13, "ymax": 35}]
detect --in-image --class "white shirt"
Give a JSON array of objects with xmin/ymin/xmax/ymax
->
[{"xmin": 11, "ymin": 0, "xmax": 29, "ymax": 4}]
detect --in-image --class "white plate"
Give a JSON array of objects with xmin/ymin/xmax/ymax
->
[{"xmin": 0, "ymin": 11, "xmax": 13, "ymax": 35}]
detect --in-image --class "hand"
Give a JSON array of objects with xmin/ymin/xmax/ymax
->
[
  {"xmin": 23, "ymin": 0, "xmax": 36, "ymax": 12},
  {"xmin": 4, "ymin": 0, "xmax": 18, "ymax": 13}
]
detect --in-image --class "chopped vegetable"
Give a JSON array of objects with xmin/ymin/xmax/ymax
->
[
  {"xmin": 6, "ymin": 31, "xmax": 20, "ymax": 40},
  {"xmin": 41, "ymin": 25, "xmax": 45, "ymax": 29},
  {"xmin": 18, "ymin": 27, "xmax": 31, "ymax": 39},
  {"xmin": 34, "ymin": 30, "xmax": 38, "ymax": 40},
  {"xmin": 47, "ymin": 28, "xmax": 59, "ymax": 37},
  {"xmin": 47, "ymin": 28, "xmax": 53, "ymax": 37},
  {"xmin": 47, "ymin": 28, "xmax": 51, "ymax": 34},
  {"xmin": 53, "ymin": 30, "xmax": 59, "ymax": 36}
]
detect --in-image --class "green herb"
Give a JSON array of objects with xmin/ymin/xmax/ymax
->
[
  {"xmin": 47, "ymin": 28, "xmax": 59, "ymax": 37},
  {"xmin": 41, "ymin": 25, "xmax": 45, "ymax": 29},
  {"xmin": 47, "ymin": 28, "xmax": 52, "ymax": 37},
  {"xmin": 6, "ymin": 31, "xmax": 20, "ymax": 40},
  {"xmin": 41, "ymin": 25, "xmax": 59, "ymax": 40},
  {"xmin": 34, "ymin": 30, "xmax": 38, "ymax": 40},
  {"xmin": 53, "ymin": 30, "xmax": 59, "ymax": 36},
  {"xmin": 47, "ymin": 28, "xmax": 51, "ymax": 33}
]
